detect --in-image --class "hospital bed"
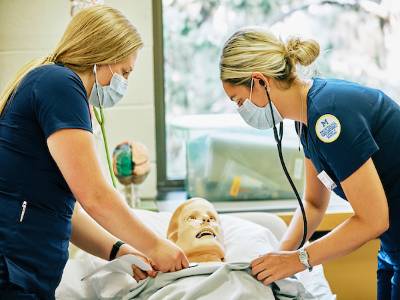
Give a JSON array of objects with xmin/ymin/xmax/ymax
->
[{"xmin": 56, "ymin": 209, "xmax": 336, "ymax": 299}]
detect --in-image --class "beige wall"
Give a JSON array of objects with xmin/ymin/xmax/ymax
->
[{"xmin": 0, "ymin": 0, "xmax": 157, "ymax": 199}]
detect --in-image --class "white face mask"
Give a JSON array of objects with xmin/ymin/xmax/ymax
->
[
  {"xmin": 237, "ymin": 78, "xmax": 283, "ymax": 130},
  {"xmin": 89, "ymin": 64, "xmax": 128, "ymax": 108}
]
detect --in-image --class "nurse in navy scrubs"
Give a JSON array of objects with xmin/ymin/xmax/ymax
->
[
  {"xmin": 0, "ymin": 5, "xmax": 188, "ymax": 299},
  {"xmin": 220, "ymin": 27, "xmax": 400, "ymax": 299}
]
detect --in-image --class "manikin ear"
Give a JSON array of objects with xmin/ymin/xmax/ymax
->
[{"xmin": 168, "ymin": 230, "xmax": 178, "ymax": 242}]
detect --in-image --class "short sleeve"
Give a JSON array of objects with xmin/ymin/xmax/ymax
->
[
  {"xmin": 32, "ymin": 66, "xmax": 92, "ymax": 139},
  {"xmin": 300, "ymin": 127, "xmax": 311, "ymax": 159},
  {"xmin": 302, "ymin": 145, "xmax": 311, "ymax": 159},
  {"xmin": 312, "ymin": 108, "xmax": 379, "ymax": 182}
]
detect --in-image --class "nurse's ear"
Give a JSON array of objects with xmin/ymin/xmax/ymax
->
[{"xmin": 258, "ymin": 79, "xmax": 271, "ymax": 93}]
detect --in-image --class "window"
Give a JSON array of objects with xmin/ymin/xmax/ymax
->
[{"xmin": 154, "ymin": 0, "xmax": 400, "ymax": 190}]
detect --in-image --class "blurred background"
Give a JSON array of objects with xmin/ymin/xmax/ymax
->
[
  {"xmin": 0, "ymin": 0, "xmax": 399, "ymax": 201},
  {"xmin": 161, "ymin": 0, "xmax": 400, "ymax": 182}
]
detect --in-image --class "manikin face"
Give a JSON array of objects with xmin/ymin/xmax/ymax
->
[{"xmin": 167, "ymin": 198, "xmax": 225, "ymax": 262}]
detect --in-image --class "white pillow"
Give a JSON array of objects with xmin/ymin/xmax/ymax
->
[{"xmin": 132, "ymin": 209, "xmax": 280, "ymax": 262}]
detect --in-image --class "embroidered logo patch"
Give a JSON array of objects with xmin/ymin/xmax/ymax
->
[{"xmin": 315, "ymin": 114, "xmax": 341, "ymax": 143}]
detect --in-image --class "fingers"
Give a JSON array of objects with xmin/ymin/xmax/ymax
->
[
  {"xmin": 262, "ymin": 276, "xmax": 277, "ymax": 286},
  {"xmin": 149, "ymin": 258, "xmax": 159, "ymax": 271},
  {"xmin": 132, "ymin": 265, "xmax": 158, "ymax": 281},
  {"xmin": 173, "ymin": 257, "xmax": 183, "ymax": 272},
  {"xmin": 174, "ymin": 260, "xmax": 182, "ymax": 272},
  {"xmin": 181, "ymin": 254, "xmax": 190, "ymax": 269},
  {"xmin": 251, "ymin": 261, "xmax": 266, "ymax": 276},
  {"xmin": 149, "ymin": 239, "xmax": 190, "ymax": 273},
  {"xmin": 251, "ymin": 256, "xmax": 264, "ymax": 268},
  {"xmin": 156, "ymin": 262, "xmax": 171, "ymax": 273},
  {"xmin": 173, "ymin": 251, "xmax": 190, "ymax": 272},
  {"xmin": 251, "ymin": 258, "xmax": 277, "ymax": 286},
  {"xmin": 132, "ymin": 266, "xmax": 147, "ymax": 282},
  {"xmin": 143, "ymin": 260, "xmax": 158, "ymax": 278},
  {"xmin": 131, "ymin": 255, "xmax": 158, "ymax": 280},
  {"xmin": 146, "ymin": 269, "xmax": 158, "ymax": 278},
  {"xmin": 256, "ymin": 269, "xmax": 272, "ymax": 281},
  {"xmin": 251, "ymin": 263, "xmax": 276, "ymax": 286}
]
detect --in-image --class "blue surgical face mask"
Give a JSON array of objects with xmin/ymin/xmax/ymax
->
[
  {"xmin": 88, "ymin": 64, "xmax": 128, "ymax": 108},
  {"xmin": 237, "ymin": 78, "xmax": 283, "ymax": 130}
]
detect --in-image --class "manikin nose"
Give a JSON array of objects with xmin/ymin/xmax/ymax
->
[{"xmin": 201, "ymin": 216, "xmax": 211, "ymax": 223}]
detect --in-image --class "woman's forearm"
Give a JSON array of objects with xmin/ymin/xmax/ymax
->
[
  {"xmin": 279, "ymin": 201, "xmax": 326, "ymax": 251},
  {"xmin": 79, "ymin": 186, "xmax": 160, "ymax": 256},
  {"xmin": 306, "ymin": 215, "xmax": 383, "ymax": 267},
  {"xmin": 71, "ymin": 203, "xmax": 118, "ymax": 260}
]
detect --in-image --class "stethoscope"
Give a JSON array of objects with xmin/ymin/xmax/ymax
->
[
  {"xmin": 93, "ymin": 106, "xmax": 117, "ymax": 188},
  {"xmin": 265, "ymin": 87, "xmax": 308, "ymax": 249},
  {"xmin": 92, "ymin": 67, "xmax": 117, "ymax": 188}
]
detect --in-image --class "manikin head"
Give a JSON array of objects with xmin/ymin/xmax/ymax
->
[{"xmin": 167, "ymin": 198, "xmax": 225, "ymax": 263}]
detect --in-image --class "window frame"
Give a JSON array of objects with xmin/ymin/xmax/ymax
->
[{"xmin": 153, "ymin": 0, "xmax": 184, "ymax": 191}]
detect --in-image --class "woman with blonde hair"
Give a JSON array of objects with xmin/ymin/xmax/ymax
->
[
  {"xmin": 0, "ymin": 5, "xmax": 188, "ymax": 299},
  {"xmin": 220, "ymin": 27, "xmax": 400, "ymax": 299}
]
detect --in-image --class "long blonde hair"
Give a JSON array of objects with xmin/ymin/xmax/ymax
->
[
  {"xmin": 220, "ymin": 27, "xmax": 320, "ymax": 88},
  {"xmin": 0, "ymin": 5, "xmax": 143, "ymax": 115}
]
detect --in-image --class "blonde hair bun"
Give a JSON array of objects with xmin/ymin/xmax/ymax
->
[
  {"xmin": 286, "ymin": 37, "xmax": 320, "ymax": 66},
  {"xmin": 220, "ymin": 27, "xmax": 321, "ymax": 88}
]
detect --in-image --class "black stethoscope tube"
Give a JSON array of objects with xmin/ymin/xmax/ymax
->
[{"xmin": 267, "ymin": 89, "xmax": 308, "ymax": 249}]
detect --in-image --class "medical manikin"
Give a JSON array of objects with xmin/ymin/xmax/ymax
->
[
  {"xmin": 118, "ymin": 198, "xmax": 316, "ymax": 299},
  {"xmin": 68, "ymin": 198, "xmax": 323, "ymax": 299},
  {"xmin": 167, "ymin": 198, "xmax": 225, "ymax": 263}
]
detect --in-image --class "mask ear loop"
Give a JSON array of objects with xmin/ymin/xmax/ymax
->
[
  {"xmin": 249, "ymin": 77, "xmax": 254, "ymax": 101},
  {"xmin": 108, "ymin": 64, "xmax": 114, "ymax": 75},
  {"xmin": 266, "ymin": 88, "xmax": 307, "ymax": 249},
  {"xmin": 92, "ymin": 64, "xmax": 117, "ymax": 188}
]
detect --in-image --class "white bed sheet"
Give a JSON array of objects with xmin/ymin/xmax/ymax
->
[{"xmin": 56, "ymin": 209, "xmax": 335, "ymax": 299}]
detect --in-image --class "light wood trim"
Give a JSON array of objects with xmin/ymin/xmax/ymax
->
[{"xmin": 277, "ymin": 211, "xmax": 354, "ymax": 231}]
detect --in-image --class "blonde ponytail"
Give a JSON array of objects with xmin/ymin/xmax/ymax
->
[
  {"xmin": 220, "ymin": 27, "xmax": 320, "ymax": 88},
  {"xmin": 0, "ymin": 5, "xmax": 143, "ymax": 116}
]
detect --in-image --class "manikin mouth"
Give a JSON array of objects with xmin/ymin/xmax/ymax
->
[{"xmin": 195, "ymin": 228, "xmax": 216, "ymax": 239}]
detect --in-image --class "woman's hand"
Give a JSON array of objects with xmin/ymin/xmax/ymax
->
[
  {"xmin": 116, "ymin": 243, "xmax": 158, "ymax": 281},
  {"xmin": 251, "ymin": 251, "xmax": 305, "ymax": 286},
  {"xmin": 147, "ymin": 238, "xmax": 189, "ymax": 272}
]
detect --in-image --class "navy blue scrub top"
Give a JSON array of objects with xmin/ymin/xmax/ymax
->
[
  {"xmin": 0, "ymin": 63, "xmax": 92, "ymax": 298},
  {"xmin": 300, "ymin": 77, "xmax": 400, "ymax": 251}
]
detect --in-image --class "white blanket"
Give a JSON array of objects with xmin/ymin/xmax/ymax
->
[
  {"xmin": 116, "ymin": 261, "xmax": 314, "ymax": 300},
  {"xmin": 56, "ymin": 210, "xmax": 335, "ymax": 299}
]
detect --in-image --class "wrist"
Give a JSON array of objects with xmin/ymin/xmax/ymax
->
[
  {"xmin": 115, "ymin": 243, "xmax": 131, "ymax": 258},
  {"xmin": 146, "ymin": 237, "xmax": 162, "ymax": 257},
  {"xmin": 125, "ymin": 226, "xmax": 160, "ymax": 255},
  {"xmin": 109, "ymin": 240, "xmax": 125, "ymax": 261},
  {"xmin": 297, "ymin": 248, "xmax": 313, "ymax": 272}
]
